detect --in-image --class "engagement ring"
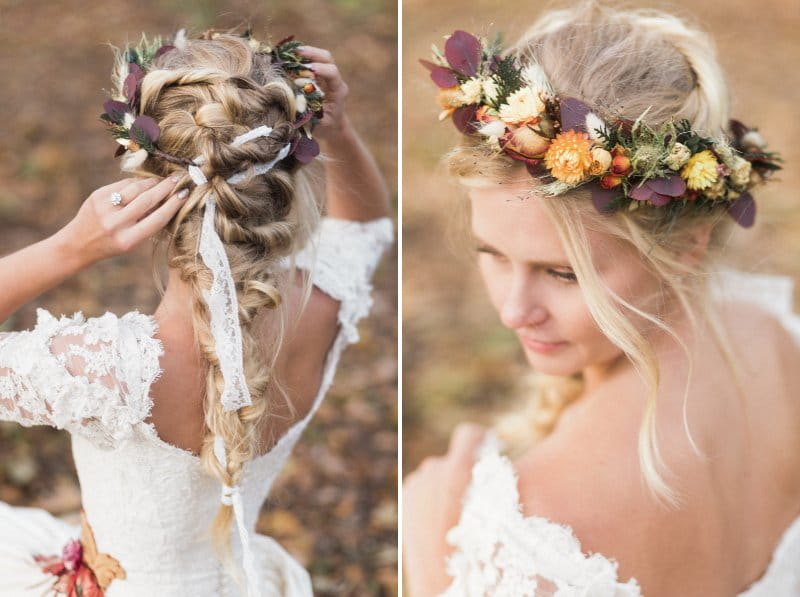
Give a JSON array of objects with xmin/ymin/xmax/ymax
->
[{"xmin": 110, "ymin": 192, "xmax": 123, "ymax": 206}]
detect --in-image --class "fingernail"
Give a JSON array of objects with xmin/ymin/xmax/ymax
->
[
  {"xmin": 171, "ymin": 175, "xmax": 181, "ymax": 182},
  {"xmin": 177, "ymin": 189, "xmax": 189, "ymax": 199}
]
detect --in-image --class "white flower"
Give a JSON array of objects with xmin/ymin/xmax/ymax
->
[
  {"xmin": 520, "ymin": 63, "xmax": 554, "ymax": 98},
  {"xmin": 585, "ymin": 112, "xmax": 609, "ymax": 143},
  {"xmin": 478, "ymin": 119, "xmax": 506, "ymax": 140},
  {"xmin": 295, "ymin": 94, "xmax": 307, "ymax": 114},
  {"xmin": 665, "ymin": 142, "xmax": 691, "ymax": 171},
  {"xmin": 115, "ymin": 137, "xmax": 130, "ymax": 147},
  {"xmin": 498, "ymin": 86, "xmax": 544, "ymax": 125},
  {"xmin": 713, "ymin": 142, "xmax": 736, "ymax": 167},
  {"xmin": 294, "ymin": 77, "xmax": 314, "ymax": 88},
  {"xmin": 123, "ymin": 112, "xmax": 135, "ymax": 128},
  {"xmin": 730, "ymin": 156, "xmax": 752, "ymax": 187},
  {"xmin": 459, "ymin": 78, "xmax": 484, "ymax": 105},
  {"xmin": 482, "ymin": 79, "xmax": 499, "ymax": 103},
  {"xmin": 175, "ymin": 28, "xmax": 188, "ymax": 50},
  {"xmin": 121, "ymin": 148, "xmax": 148, "ymax": 170},
  {"xmin": 741, "ymin": 130, "xmax": 766, "ymax": 151}
]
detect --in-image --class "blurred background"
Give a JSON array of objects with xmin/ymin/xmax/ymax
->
[
  {"xmin": 403, "ymin": 0, "xmax": 800, "ymax": 474},
  {"xmin": 0, "ymin": 0, "xmax": 396, "ymax": 595}
]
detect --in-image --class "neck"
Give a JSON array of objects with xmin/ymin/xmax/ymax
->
[{"xmin": 154, "ymin": 268, "xmax": 195, "ymax": 334}]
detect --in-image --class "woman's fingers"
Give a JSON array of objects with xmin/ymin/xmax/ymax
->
[
  {"xmin": 297, "ymin": 45, "xmax": 333, "ymax": 64},
  {"xmin": 117, "ymin": 188, "xmax": 188, "ymax": 250},
  {"xmin": 120, "ymin": 176, "xmax": 180, "ymax": 221},
  {"xmin": 307, "ymin": 62, "xmax": 347, "ymax": 95}
]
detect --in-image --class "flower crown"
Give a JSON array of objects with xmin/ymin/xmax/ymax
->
[
  {"xmin": 422, "ymin": 30, "xmax": 782, "ymax": 228},
  {"xmin": 100, "ymin": 29, "xmax": 324, "ymax": 173}
]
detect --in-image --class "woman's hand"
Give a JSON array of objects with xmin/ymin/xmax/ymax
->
[
  {"xmin": 58, "ymin": 176, "xmax": 187, "ymax": 266},
  {"xmin": 297, "ymin": 45, "xmax": 349, "ymax": 136},
  {"xmin": 402, "ymin": 423, "xmax": 487, "ymax": 597}
]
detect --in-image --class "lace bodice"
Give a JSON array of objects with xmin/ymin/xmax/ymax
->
[
  {"xmin": 441, "ymin": 269, "xmax": 800, "ymax": 597},
  {"xmin": 0, "ymin": 216, "xmax": 394, "ymax": 596}
]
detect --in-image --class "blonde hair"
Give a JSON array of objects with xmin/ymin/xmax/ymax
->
[
  {"xmin": 113, "ymin": 32, "xmax": 322, "ymax": 576},
  {"xmin": 447, "ymin": 1, "xmax": 745, "ymax": 506}
]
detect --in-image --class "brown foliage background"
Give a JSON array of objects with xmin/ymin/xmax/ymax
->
[
  {"xmin": 0, "ymin": 1, "xmax": 397, "ymax": 595},
  {"xmin": 403, "ymin": 0, "xmax": 800, "ymax": 474}
]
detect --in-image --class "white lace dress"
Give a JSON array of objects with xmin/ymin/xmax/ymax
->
[
  {"xmin": 440, "ymin": 269, "xmax": 800, "ymax": 597},
  {"xmin": 0, "ymin": 216, "xmax": 394, "ymax": 597}
]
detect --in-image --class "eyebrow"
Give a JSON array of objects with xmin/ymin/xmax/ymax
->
[{"xmin": 473, "ymin": 237, "xmax": 573, "ymax": 269}]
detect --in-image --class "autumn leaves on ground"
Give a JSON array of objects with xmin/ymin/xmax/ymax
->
[{"xmin": 0, "ymin": 1, "xmax": 397, "ymax": 595}]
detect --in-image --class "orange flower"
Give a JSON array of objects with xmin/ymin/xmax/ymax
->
[{"xmin": 543, "ymin": 130, "xmax": 594, "ymax": 184}]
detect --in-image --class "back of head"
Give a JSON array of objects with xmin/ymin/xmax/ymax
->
[{"xmin": 105, "ymin": 30, "xmax": 322, "ymax": 569}]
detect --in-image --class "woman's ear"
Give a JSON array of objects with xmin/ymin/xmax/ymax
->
[{"xmin": 679, "ymin": 221, "xmax": 713, "ymax": 266}]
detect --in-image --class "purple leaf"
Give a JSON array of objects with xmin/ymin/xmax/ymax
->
[
  {"xmin": 559, "ymin": 97, "xmax": 592, "ymax": 133},
  {"xmin": 128, "ymin": 62, "xmax": 145, "ymax": 81},
  {"xmin": 727, "ymin": 192, "xmax": 756, "ymax": 228},
  {"xmin": 293, "ymin": 109, "xmax": 313, "ymax": 129},
  {"xmin": 451, "ymin": 105, "xmax": 479, "ymax": 134},
  {"xmin": 444, "ymin": 30, "xmax": 481, "ymax": 78},
  {"xmin": 293, "ymin": 135, "xmax": 320, "ymax": 164},
  {"xmin": 102, "ymin": 100, "xmax": 130, "ymax": 125},
  {"xmin": 130, "ymin": 115, "xmax": 160, "ymax": 145},
  {"xmin": 648, "ymin": 193, "xmax": 672, "ymax": 206},
  {"xmin": 123, "ymin": 73, "xmax": 139, "ymax": 102},
  {"xmin": 154, "ymin": 44, "xmax": 175, "ymax": 59},
  {"xmin": 591, "ymin": 183, "xmax": 619, "ymax": 213},
  {"xmin": 628, "ymin": 184, "xmax": 654, "ymax": 202},
  {"xmin": 646, "ymin": 174, "xmax": 686, "ymax": 197},
  {"xmin": 429, "ymin": 67, "xmax": 459, "ymax": 89}
]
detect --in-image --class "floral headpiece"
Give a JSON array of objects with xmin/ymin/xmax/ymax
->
[
  {"xmin": 100, "ymin": 29, "xmax": 324, "ymax": 172},
  {"xmin": 422, "ymin": 31, "xmax": 782, "ymax": 227}
]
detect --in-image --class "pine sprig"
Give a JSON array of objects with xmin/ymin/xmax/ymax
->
[{"xmin": 488, "ymin": 55, "xmax": 522, "ymax": 109}]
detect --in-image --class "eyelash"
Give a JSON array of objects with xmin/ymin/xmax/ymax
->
[{"xmin": 476, "ymin": 248, "xmax": 577, "ymax": 282}]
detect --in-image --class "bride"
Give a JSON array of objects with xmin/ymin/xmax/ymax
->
[
  {"xmin": 403, "ymin": 3, "xmax": 799, "ymax": 596},
  {"xmin": 0, "ymin": 29, "xmax": 392, "ymax": 596}
]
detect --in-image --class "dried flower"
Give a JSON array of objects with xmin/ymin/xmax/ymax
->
[
  {"xmin": 730, "ymin": 156, "xmax": 752, "ymax": 187},
  {"xmin": 705, "ymin": 176, "xmax": 727, "ymax": 199},
  {"xmin": 459, "ymin": 77, "xmax": 484, "ymax": 105},
  {"xmin": 588, "ymin": 147, "xmax": 612, "ymax": 176},
  {"xmin": 482, "ymin": 78, "xmax": 499, "ymax": 103},
  {"xmin": 611, "ymin": 153, "xmax": 632, "ymax": 177},
  {"xmin": 501, "ymin": 124, "xmax": 551, "ymax": 163},
  {"xmin": 599, "ymin": 174, "xmax": 623, "ymax": 189},
  {"xmin": 543, "ymin": 130, "xmax": 594, "ymax": 184},
  {"xmin": 665, "ymin": 142, "xmax": 691, "ymax": 170},
  {"xmin": 681, "ymin": 149, "xmax": 719, "ymax": 190},
  {"xmin": 498, "ymin": 86, "xmax": 545, "ymax": 125}
]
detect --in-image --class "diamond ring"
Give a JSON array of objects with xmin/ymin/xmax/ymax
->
[{"xmin": 110, "ymin": 192, "xmax": 123, "ymax": 206}]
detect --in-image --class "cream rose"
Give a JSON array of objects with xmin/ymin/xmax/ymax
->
[
  {"xmin": 730, "ymin": 156, "xmax": 752, "ymax": 187},
  {"xmin": 588, "ymin": 147, "xmax": 612, "ymax": 176},
  {"xmin": 665, "ymin": 142, "xmax": 691, "ymax": 171}
]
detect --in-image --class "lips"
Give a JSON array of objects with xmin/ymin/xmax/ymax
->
[{"xmin": 519, "ymin": 334, "xmax": 568, "ymax": 354}]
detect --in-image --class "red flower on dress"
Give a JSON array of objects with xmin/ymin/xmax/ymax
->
[{"xmin": 34, "ymin": 539, "xmax": 103, "ymax": 597}]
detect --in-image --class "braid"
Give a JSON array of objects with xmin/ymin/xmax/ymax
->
[{"xmin": 119, "ymin": 32, "xmax": 321, "ymax": 573}]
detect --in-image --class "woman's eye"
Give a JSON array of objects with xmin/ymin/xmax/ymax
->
[{"xmin": 547, "ymin": 269, "xmax": 577, "ymax": 282}]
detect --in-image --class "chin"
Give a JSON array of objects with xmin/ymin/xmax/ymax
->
[{"xmin": 522, "ymin": 346, "xmax": 583, "ymax": 377}]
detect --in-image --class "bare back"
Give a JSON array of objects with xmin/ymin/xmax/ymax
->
[{"xmin": 146, "ymin": 270, "xmax": 340, "ymax": 457}]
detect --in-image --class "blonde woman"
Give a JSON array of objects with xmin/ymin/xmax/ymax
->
[
  {"xmin": 0, "ymin": 30, "xmax": 392, "ymax": 596},
  {"xmin": 404, "ymin": 3, "xmax": 799, "ymax": 596}
]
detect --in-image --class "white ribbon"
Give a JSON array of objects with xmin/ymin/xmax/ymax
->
[
  {"xmin": 193, "ymin": 124, "xmax": 292, "ymax": 411},
  {"xmin": 194, "ymin": 124, "xmax": 294, "ymax": 595},
  {"xmin": 214, "ymin": 435, "xmax": 262, "ymax": 597}
]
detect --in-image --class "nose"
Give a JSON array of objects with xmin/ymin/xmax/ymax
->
[{"xmin": 499, "ymin": 273, "xmax": 549, "ymax": 330}]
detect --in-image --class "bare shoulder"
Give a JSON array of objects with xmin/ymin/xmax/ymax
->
[{"xmin": 513, "ymin": 379, "xmax": 728, "ymax": 594}]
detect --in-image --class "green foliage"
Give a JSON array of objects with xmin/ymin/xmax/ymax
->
[{"xmin": 488, "ymin": 55, "xmax": 522, "ymax": 109}]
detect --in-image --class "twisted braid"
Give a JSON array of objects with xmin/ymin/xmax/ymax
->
[{"xmin": 117, "ymin": 33, "xmax": 321, "ymax": 571}]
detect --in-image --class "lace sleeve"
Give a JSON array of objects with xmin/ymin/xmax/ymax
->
[
  {"xmin": 440, "ymin": 434, "xmax": 642, "ymax": 597},
  {"xmin": 0, "ymin": 308, "xmax": 163, "ymax": 448},
  {"xmin": 292, "ymin": 216, "xmax": 394, "ymax": 344}
]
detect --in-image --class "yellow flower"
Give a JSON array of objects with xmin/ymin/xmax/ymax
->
[
  {"xmin": 681, "ymin": 149, "xmax": 719, "ymax": 190},
  {"xmin": 543, "ymin": 130, "xmax": 594, "ymax": 185}
]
